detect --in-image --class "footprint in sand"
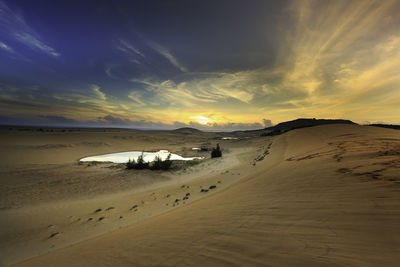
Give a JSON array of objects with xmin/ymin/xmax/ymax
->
[
  {"xmin": 130, "ymin": 204, "xmax": 138, "ymax": 210},
  {"xmin": 49, "ymin": 232, "xmax": 59, "ymax": 239},
  {"xmin": 94, "ymin": 208, "xmax": 102, "ymax": 213},
  {"xmin": 106, "ymin": 207, "xmax": 115, "ymax": 211},
  {"xmin": 98, "ymin": 217, "xmax": 105, "ymax": 222}
]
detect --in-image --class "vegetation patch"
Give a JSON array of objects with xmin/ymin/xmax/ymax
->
[
  {"xmin": 126, "ymin": 153, "xmax": 202, "ymax": 171},
  {"xmin": 211, "ymin": 144, "xmax": 222, "ymax": 158}
]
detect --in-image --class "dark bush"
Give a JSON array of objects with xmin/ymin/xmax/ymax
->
[
  {"xmin": 161, "ymin": 153, "xmax": 172, "ymax": 170},
  {"xmin": 151, "ymin": 155, "xmax": 163, "ymax": 170},
  {"xmin": 150, "ymin": 153, "xmax": 172, "ymax": 170},
  {"xmin": 127, "ymin": 153, "xmax": 172, "ymax": 170},
  {"xmin": 126, "ymin": 153, "xmax": 149, "ymax": 170},
  {"xmin": 211, "ymin": 144, "xmax": 222, "ymax": 158},
  {"xmin": 126, "ymin": 158, "xmax": 135, "ymax": 169}
]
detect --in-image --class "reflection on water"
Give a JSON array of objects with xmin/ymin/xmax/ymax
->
[
  {"xmin": 222, "ymin": 137, "xmax": 238, "ymax": 140},
  {"xmin": 80, "ymin": 150, "xmax": 203, "ymax": 163}
]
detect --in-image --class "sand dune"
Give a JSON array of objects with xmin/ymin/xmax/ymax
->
[
  {"xmin": 1, "ymin": 125, "xmax": 400, "ymax": 266},
  {"xmin": 0, "ymin": 127, "xmax": 259, "ymax": 265}
]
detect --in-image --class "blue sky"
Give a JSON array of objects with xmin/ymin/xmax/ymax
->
[{"xmin": 1, "ymin": 0, "xmax": 400, "ymax": 130}]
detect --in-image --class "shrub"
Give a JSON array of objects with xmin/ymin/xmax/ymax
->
[
  {"xmin": 126, "ymin": 158, "xmax": 136, "ymax": 169},
  {"xmin": 135, "ymin": 153, "xmax": 149, "ymax": 169},
  {"xmin": 151, "ymin": 153, "xmax": 172, "ymax": 170},
  {"xmin": 151, "ymin": 155, "xmax": 163, "ymax": 170},
  {"xmin": 126, "ymin": 153, "xmax": 149, "ymax": 169},
  {"xmin": 211, "ymin": 144, "xmax": 222, "ymax": 158},
  {"xmin": 127, "ymin": 153, "xmax": 172, "ymax": 170},
  {"xmin": 161, "ymin": 153, "xmax": 172, "ymax": 170}
]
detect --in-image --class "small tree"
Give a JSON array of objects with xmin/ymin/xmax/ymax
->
[
  {"xmin": 150, "ymin": 153, "xmax": 172, "ymax": 170},
  {"xmin": 126, "ymin": 158, "xmax": 136, "ymax": 169},
  {"xmin": 161, "ymin": 153, "xmax": 172, "ymax": 170},
  {"xmin": 135, "ymin": 153, "xmax": 149, "ymax": 169},
  {"xmin": 127, "ymin": 152, "xmax": 173, "ymax": 170},
  {"xmin": 126, "ymin": 153, "xmax": 149, "ymax": 169},
  {"xmin": 151, "ymin": 155, "xmax": 163, "ymax": 170},
  {"xmin": 211, "ymin": 143, "xmax": 222, "ymax": 158}
]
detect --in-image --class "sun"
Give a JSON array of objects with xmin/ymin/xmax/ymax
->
[{"xmin": 191, "ymin": 116, "xmax": 214, "ymax": 125}]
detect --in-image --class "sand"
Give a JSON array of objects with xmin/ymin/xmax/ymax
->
[{"xmin": 1, "ymin": 124, "xmax": 400, "ymax": 266}]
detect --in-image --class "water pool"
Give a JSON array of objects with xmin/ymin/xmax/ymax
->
[{"xmin": 80, "ymin": 150, "xmax": 203, "ymax": 163}]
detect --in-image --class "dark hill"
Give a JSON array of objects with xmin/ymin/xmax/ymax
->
[
  {"xmin": 260, "ymin": 118, "xmax": 356, "ymax": 136},
  {"xmin": 271, "ymin": 118, "xmax": 356, "ymax": 132},
  {"xmin": 173, "ymin": 127, "xmax": 203, "ymax": 134}
]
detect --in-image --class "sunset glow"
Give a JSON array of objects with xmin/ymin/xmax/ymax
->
[{"xmin": 191, "ymin": 116, "xmax": 215, "ymax": 125}]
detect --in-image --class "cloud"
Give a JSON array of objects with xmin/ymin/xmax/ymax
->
[
  {"xmin": 91, "ymin": 84, "xmax": 106, "ymax": 100},
  {"xmin": 188, "ymin": 121, "xmax": 264, "ymax": 131},
  {"xmin": 242, "ymin": 0, "xmax": 400, "ymax": 123},
  {"xmin": 105, "ymin": 65, "xmax": 119, "ymax": 80},
  {"xmin": 130, "ymin": 68, "xmax": 305, "ymax": 114},
  {"xmin": 115, "ymin": 38, "xmax": 145, "ymax": 58},
  {"xmin": 94, "ymin": 115, "xmax": 265, "ymax": 131},
  {"xmin": 14, "ymin": 32, "xmax": 60, "ymax": 57},
  {"xmin": 2, "ymin": 1, "xmax": 400, "ymax": 127},
  {"xmin": 38, "ymin": 115, "xmax": 79, "ymax": 124},
  {"xmin": 263, "ymin": 119, "xmax": 273, "ymax": 127},
  {"xmin": 125, "ymin": 0, "xmax": 400, "ymax": 125},
  {"xmin": 128, "ymin": 91, "xmax": 146, "ymax": 106},
  {"xmin": 0, "ymin": 40, "xmax": 13, "ymax": 53},
  {"xmin": 147, "ymin": 40, "xmax": 188, "ymax": 72},
  {"xmin": 0, "ymin": 109, "xmax": 266, "ymax": 131},
  {"xmin": 53, "ymin": 84, "xmax": 108, "ymax": 106},
  {"xmin": 0, "ymin": 1, "xmax": 60, "ymax": 57},
  {"xmin": 98, "ymin": 115, "xmax": 131, "ymax": 125}
]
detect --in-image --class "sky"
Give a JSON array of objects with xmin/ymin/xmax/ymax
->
[{"xmin": 0, "ymin": 0, "xmax": 400, "ymax": 130}]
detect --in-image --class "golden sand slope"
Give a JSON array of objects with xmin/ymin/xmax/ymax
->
[
  {"xmin": 10, "ymin": 125, "xmax": 400, "ymax": 266},
  {"xmin": 0, "ymin": 127, "xmax": 263, "ymax": 265}
]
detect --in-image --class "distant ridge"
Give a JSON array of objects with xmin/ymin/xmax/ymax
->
[
  {"xmin": 368, "ymin": 124, "xmax": 400, "ymax": 130},
  {"xmin": 271, "ymin": 118, "xmax": 356, "ymax": 131},
  {"xmin": 258, "ymin": 118, "xmax": 356, "ymax": 136},
  {"xmin": 173, "ymin": 127, "xmax": 203, "ymax": 134}
]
